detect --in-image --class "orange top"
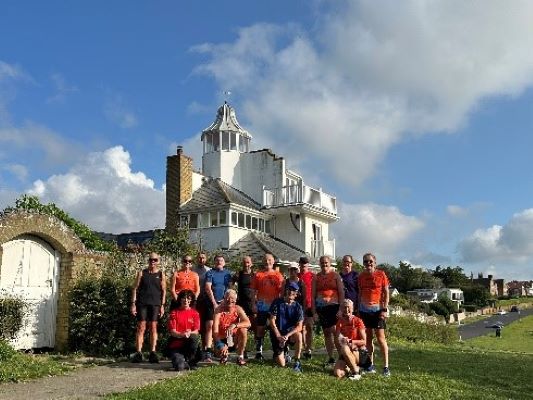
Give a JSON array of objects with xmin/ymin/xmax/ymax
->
[
  {"xmin": 358, "ymin": 269, "xmax": 389, "ymax": 307},
  {"xmin": 315, "ymin": 270, "xmax": 340, "ymax": 305},
  {"xmin": 173, "ymin": 270, "xmax": 200, "ymax": 296},
  {"xmin": 216, "ymin": 308, "xmax": 239, "ymax": 340},
  {"xmin": 251, "ymin": 270, "xmax": 284, "ymax": 305},
  {"xmin": 336, "ymin": 315, "xmax": 365, "ymax": 341}
]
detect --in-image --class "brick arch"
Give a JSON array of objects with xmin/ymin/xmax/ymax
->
[{"xmin": 0, "ymin": 211, "xmax": 85, "ymax": 254}]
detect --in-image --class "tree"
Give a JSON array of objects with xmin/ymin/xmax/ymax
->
[
  {"xmin": 431, "ymin": 266, "xmax": 469, "ymax": 288},
  {"xmin": 462, "ymin": 284, "xmax": 492, "ymax": 307},
  {"xmin": 383, "ymin": 261, "xmax": 442, "ymax": 293}
]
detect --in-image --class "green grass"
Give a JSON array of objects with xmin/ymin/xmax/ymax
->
[
  {"xmin": 106, "ymin": 340, "xmax": 533, "ymax": 400},
  {"xmin": 0, "ymin": 340, "xmax": 75, "ymax": 383},
  {"xmin": 464, "ymin": 315, "xmax": 533, "ymax": 353}
]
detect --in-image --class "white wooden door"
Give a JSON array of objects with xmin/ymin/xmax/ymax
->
[{"xmin": 0, "ymin": 235, "xmax": 60, "ymax": 349}]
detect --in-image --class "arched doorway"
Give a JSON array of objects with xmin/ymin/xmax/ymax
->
[{"xmin": 0, "ymin": 234, "xmax": 60, "ymax": 349}]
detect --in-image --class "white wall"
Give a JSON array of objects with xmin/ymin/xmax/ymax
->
[
  {"xmin": 189, "ymin": 226, "xmax": 230, "ymax": 251},
  {"xmin": 273, "ymin": 213, "xmax": 305, "ymax": 251}
]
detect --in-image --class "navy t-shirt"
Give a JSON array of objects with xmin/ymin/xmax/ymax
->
[
  {"xmin": 269, "ymin": 298, "xmax": 303, "ymax": 335},
  {"xmin": 340, "ymin": 270, "xmax": 359, "ymax": 305},
  {"xmin": 205, "ymin": 268, "xmax": 232, "ymax": 303}
]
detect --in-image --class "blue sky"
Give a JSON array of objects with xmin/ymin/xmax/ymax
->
[{"xmin": 2, "ymin": 0, "xmax": 533, "ymax": 281}]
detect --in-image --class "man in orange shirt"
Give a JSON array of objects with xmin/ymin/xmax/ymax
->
[
  {"xmin": 357, "ymin": 252, "xmax": 390, "ymax": 376},
  {"xmin": 298, "ymin": 256, "xmax": 315, "ymax": 359},
  {"xmin": 333, "ymin": 299, "xmax": 368, "ymax": 380},
  {"xmin": 251, "ymin": 253, "xmax": 284, "ymax": 361}
]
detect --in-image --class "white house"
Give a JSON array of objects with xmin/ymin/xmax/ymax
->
[
  {"xmin": 407, "ymin": 288, "xmax": 464, "ymax": 309},
  {"xmin": 165, "ymin": 102, "xmax": 338, "ymax": 264}
]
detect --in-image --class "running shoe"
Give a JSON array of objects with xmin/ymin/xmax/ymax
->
[
  {"xmin": 284, "ymin": 349, "xmax": 292, "ymax": 365},
  {"xmin": 292, "ymin": 360, "xmax": 303, "ymax": 373},
  {"xmin": 363, "ymin": 364, "xmax": 376, "ymax": 374},
  {"xmin": 303, "ymin": 350, "xmax": 312, "ymax": 360},
  {"xmin": 131, "ymin": 351, "xmax": 143, "ymax": 363},
  {"xmin": 148, "ymin": 351, "xmax": 159, "ymax": 364},
  {"xmin": 383, "ymin": 367, "xmax": 391, "ymax": 377},
  {"xmin": 348, "ymin": 373, "xmax": 362, "ymax": 381},
  {"xmin": 203, "ymin": 351, "xmax": 213, "ymax": 363},
  {"xmin": 220, "ymin": 355, "xmax": 228, "ymax": 365},
  {"xmin": 237, "ymin": 357, "xmax": 247, "ymax": 366}
]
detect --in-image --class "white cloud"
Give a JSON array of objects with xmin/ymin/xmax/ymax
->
[
  {"xmin": 103, "ymin": 94, "xmax": 138, "ymax": 129},
  {"xmin": 46, "ymin": 73, "xmax": 78, "ymax": 104},
  {"xmin": 459, "ymin": 208, "xmax": 533, "ymax": 264},
  {"xmin": 192, "ymin": 1, "xmax": 533, "ymax": 188},
  {"xmin": 447, "ymin": 205, "xmax": 468, "ymax": 217},
  {"xmin": 27, "ymin": 146, "xmax": 165, "ymax": 233},
  {"xmin": 333, "ymin": 202, "xmax": 424, "ymax": 263},
  {"xmin": 2, "ymin": 164, "xmax": 28, "ymax": 181}
]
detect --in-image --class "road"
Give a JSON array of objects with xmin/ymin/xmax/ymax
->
[{"xmin": 457, "ymin": 307, "xmax": 533, "ymax": 340}]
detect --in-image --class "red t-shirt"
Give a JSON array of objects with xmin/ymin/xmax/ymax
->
[
  {"xmin": 336, "ymin": 315, "xmax": 365, "ymax": 341},
  {"xmin": 298, "ymin": 270, "xmax": 314, "ymax": 309},
  {"xmin": 251, "ymin": 270, "xmax": 284, "ymax": 305},
  {"xmin": 167, "ymin": 308, "xmax": 200, "ymax": 349},
  {"xmin": 358, "ymin": 270, "xmax": 389, "ymax": 307}
]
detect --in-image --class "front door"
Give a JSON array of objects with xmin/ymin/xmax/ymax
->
[{"xmin": 0, "ymin": 235, "xmax": 60, "ymax": 349}]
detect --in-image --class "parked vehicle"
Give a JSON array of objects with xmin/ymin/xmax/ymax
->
[
  {"xmin": 495, "ymin": 310, "xmax": 508, "ymax": 315},
  {"xmin": 510, "ymin": 305, "xmax": 520, "ymax": 313}
]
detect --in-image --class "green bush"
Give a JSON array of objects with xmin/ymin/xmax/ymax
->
[
  {"xmin": 463, "ymin": 304, "xmax": 478, "ymax": 312},
  {"xmin": 0, "ymin": 294, "xmax": 26, "ymax": 341},
  {"xmin": 0, "ymin": 339, "xmax": 16, "ymax": 362},
  {"xmin": 388, "ymin": 315, "xmax": 458, "ymax": 345}
]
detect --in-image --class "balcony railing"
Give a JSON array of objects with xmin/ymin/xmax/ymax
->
[
  {"xmin": 263, "ymin": 184, "xmax": 337, "ymax": 214},
  {"xmin": 311, "ymin": 239, "xmax": 336, "ymax": 258}
]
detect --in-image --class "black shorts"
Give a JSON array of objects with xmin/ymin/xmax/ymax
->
[
  {"xmin": 136, "ymin": 304, "xmax": 160, "ymax": 322},
  {"xmin": 359, "ymin": 311, "xmax": 386, "ymax": 330},
  {"xmin": 256, "ymin": 311, "xmax": 269, "ymax": 327},
  {"xmin": 196, "ymin": 297, "xmax": 215, "ymax": 322},
  {"xmin": 304, "ymin": 308, "xmax": 314, "ymax": 318},
  {"xmin": 338, "ymin": 348, "xmax": 372, "ymax": 369},
  {"xmin": 269, "ymin": 331, "xmax": 297, "ymax": 356},
  {"xmin": 316, "ymin": 304, "xmax": 339, "ymax": 329}
]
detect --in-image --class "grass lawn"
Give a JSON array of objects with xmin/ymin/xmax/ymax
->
[
  {"xmin": 464, "ymin": 315, "xmax": 533, "ymax": 353},
  {"xmin": 0, "ymin": 340, "xmax": 75, "ymax": 383},
  {"xmin": 106, "ymin": 341, "xmax": 533, "ymax": 400}
]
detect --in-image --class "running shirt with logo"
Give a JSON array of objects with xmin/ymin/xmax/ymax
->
[
  {"xmin": 269, "ymin": 298, "xmax": 304, "ymax": 335},
  {"xmin": 315, "ymin": 270, "xmax": 340, "ymax": 307},
  {"xmin": 167, "ymin": 307, "xmax": 201, "ymax": 349},
  {"xmin": 336, "ymin": 315, "xmax": 365, "ymax": 341},
  {"xmin": 358, "ymin": 269, "xmax": 389, "ymax": 312},
  {"xmin": 251, "ymin": 270, "xmax": 284, "ymax": 312},
  {"xmin": 205, "ymin": 269, "xmax": 232, "ymax": 303},
  {"xmin": 173, "ymin": 270, "xmax": 200, "ymax": 296},
  {"xmin": 298, "ymin": 270, "xmax": 314, "ymax": 309},
  {"xmin": 215, "ymin": 308, "xmax": 240, "ymax": 340},
  {"xmin": 137, "ymin": 269, "xmax": 163, "ymax": 306},
  {"xmin": 340, "ymin": 270, "xmax": 359, "ymax": 305}
]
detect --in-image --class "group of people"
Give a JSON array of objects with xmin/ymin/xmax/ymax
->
[{"xmin": 130, "ymin": 251, "xmax": 391, "ymax": 379}]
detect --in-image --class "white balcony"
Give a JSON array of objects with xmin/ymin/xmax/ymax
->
[
  {"xmin": 310, "ymin": 239, "xmax": 336, "ymax": 259},
  {"xmin": 263, "ymin": 183, "xmax": 337, "ymax": 215}
]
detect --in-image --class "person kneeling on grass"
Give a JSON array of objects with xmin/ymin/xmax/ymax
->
[
  {"xmin": 166, "ymin": 289, "xmax": 201, "ymax": 371},
  {"xmin": 269, "ymin": 282, "xmax": 304, "ymax": 373},
  {"xmin": 213, "ymin": 289, "xmax": 251, "ymax": 366},
  {"xmin": 333, "ymin": 299, "xmax": 370, "ymax": 381}
]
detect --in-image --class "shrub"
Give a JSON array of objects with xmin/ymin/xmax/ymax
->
[
  {"xmin": 387, "ymin": 315, "xmax": 458, "ymax": 345},
  {"xmin": 463, "ymin": 304, "xmax": 478, "ymax": 312},
  {"xmin": 0, "ymin": 294, "xmax": 26, "ymax": 341}
]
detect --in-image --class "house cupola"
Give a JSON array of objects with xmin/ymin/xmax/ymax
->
[{"xmin": 201, "ymin": 102, "xmax": 252, "ymax": 154}]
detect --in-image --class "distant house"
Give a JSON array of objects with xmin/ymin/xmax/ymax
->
[
  {"xmin": 165, "ymin": 102, "xmax": 338, "ymax": 264},
  {"xmin": 472, "ymin": 273, "xmax": 500, "ymax": 297},
  {"xmin": 407, "ymin": 288, "xmax": 464, "ymax": 309},
  {"xmin": 506, "ymin": 280, "xmax": 531, "ymax": 297}
]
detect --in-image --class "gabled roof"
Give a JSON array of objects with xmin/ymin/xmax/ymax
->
[
  {"xmin": 180, "ymin": 178, "xmax": 261, "ymax": 212},
  {"xmin": 224, "ymin": 232, "xmax": 306, "ymax": 265}
]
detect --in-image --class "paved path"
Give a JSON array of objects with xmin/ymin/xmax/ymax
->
[
  {"xmin": 458, "ymin": 307, "xmax": 533, "ymax": 340},
  {"xmin": 0, "ymin": 360, "xmax": 179, "ymax": 400}
]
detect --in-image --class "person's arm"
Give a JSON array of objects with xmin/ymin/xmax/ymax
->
[
  {"xmin": 311, "ymin": 275, "xmax": 317, "ymax": 315},
  {"xmin": 160, "ymin": 271, "xmax": 167, "ymax": 316},
  {"xmin": 205, "ymin": 273, "xmax": 217, "ymax": 307},
  {"xmin": 250, "ymin": 275, "xmax": 258, "ymax": 314},
  {"xmin": 212, "ymin": 309, "xmax": 221, "ymax": 339},
  {"xmin": 131, "ymin": 270, "xmax": 142, "ymax": 316},
  {"xmin": 269, "ymin": 313, "xmax": 282, "ymax": 339},
  {"xmin": 235, "ymin": 306, "xmax": 251, "ymax": 329},
  {"xmin": 352, "ymin": 326, "xmax": 366, "ymax": 348},
  {"xmin": 381, "ymin": 281, "xmax": 390, "ymax": 317},
  {"xmin": 336, "ymin": 272, "xmax": 345, "ymax": 305},
  {"xmin": 170, "ymin": 272, "xmax": 178, "ymax": 301},
  {"xmin": 193, "ymin": 272, "xmax": 200, "ymax": 300}
]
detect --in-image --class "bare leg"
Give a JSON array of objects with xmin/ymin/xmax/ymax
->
[
  {"xmin": 323, "ymin": 326, "xmax": 336, "ymax": 359},
  {"xmin": 365, "ymin": 327, "xmax": 375, "ymax": 364},
  {"xmin": 204, "ymin": 320, "xmax": 214, "ymax": 350},
  {"xmin": 304, "ymin": 317, "xmax": 314, "ymax": 352},
  {"xmin": 149, "ymin": 321, "xmax": 158, "ymax": 352},
  {"xmin": 236, "ymin": 328, "xmax": 248, "ymax": 357},
  {"xmin": 135, "ymin": 321, "xmax": 146, "ymax": 352},
  {"xmin": 292, "ymin": 332, "xmax": 302, "ymax": 359},
  {"xmin": 375, "ymin": 328, "xmax": 389, "ymax": 367}
]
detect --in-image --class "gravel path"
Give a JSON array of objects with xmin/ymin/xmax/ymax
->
[{"xmin": 0, "ymin": 360, "xmax": 179, "ymax": 400}]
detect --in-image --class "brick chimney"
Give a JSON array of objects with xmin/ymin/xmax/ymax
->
[{"xmin": 165, "ymin": 146, "xmax": 193, "ymax": 233}]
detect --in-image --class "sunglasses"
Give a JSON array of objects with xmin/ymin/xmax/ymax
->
[
  {"xmin": 149, "ymin": 258, "xmax": 159, "ymax": 262},
  {"xmin": 183, "ymin": 259, "xmax": 193, "ymax": 263},
  {"xmin": 363, "ymin": 259, "xmax": 374, "ymax": 264}
]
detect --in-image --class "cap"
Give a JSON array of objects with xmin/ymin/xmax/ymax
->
[
  {"xmin": 298, "ymin": 256, "xmax": 310, "ymax": 264},
  {"xmin": 287, "ymin": 282, "xmax": 300, "ymax": 292},
  {"xmin": 288, "ymin": 262, "xmax": 299, "ymax": 271}
]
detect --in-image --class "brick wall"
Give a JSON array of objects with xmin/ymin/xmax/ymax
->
[{"xmin": 165, "ymin": 146, "xmax": 193, "ymax": 233}]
